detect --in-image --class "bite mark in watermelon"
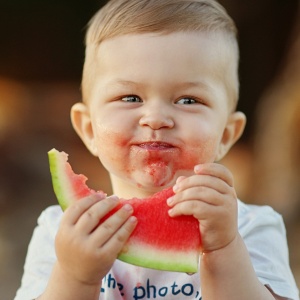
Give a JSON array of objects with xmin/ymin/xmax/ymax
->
[
  {"xmin": 48, "ymin": 149, "xmax": 106, "ymax": 210},
  {"xmin": 48, "ymin": 148, "xmax": 201, "ymax": 273}
]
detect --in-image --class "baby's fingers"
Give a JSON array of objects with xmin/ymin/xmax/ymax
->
[
  {"xmin": 91, "ymin": 204, "xmax": 137, "ymax": 248},
  {"xmin": 194, "ymin": 163, "xmax": 234, "ymax": 187},
  {"xmin": 119, "ymin": 215, "xmax": 138, "ymax": 241},
  {"xmin": 168, "ymin": 196, "xmax": 216, "ymax": 219},
  {"xmin": 61, "ymin": 193, "xmax": 105, "ymax": 227},
  {"xmin": 75, "ymin": 196, "xmax": 121, "ymax": 233},
  {"xmin": 102, "ymin": 214, "xmax": 138, "ymax": 255}
]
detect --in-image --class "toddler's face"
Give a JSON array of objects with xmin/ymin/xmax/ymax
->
[{"xmin": 75, "ymin": 32, "xmax": 243, "ymax": 196}]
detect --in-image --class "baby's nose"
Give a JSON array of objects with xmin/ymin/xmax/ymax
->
[{"xmin": 139, "ymin": 107, "xmax": 174, "ymax": 130}]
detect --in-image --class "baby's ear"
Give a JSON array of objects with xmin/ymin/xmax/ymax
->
[
  {"xmin": 216, "ymin": 111, "xmax": 246, "ymax": 161},
  {"xmin": 70, "ymin": 102, "xmax": 98, "ymax": 156}
]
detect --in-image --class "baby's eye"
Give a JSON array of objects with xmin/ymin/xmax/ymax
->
[
  {"xmin": 121, "ymin": 95, "xmax": 142, "ymax": 103},
  {"xmin": 176, "ymin": 97, "xmax": 198, "ymax": 105}
]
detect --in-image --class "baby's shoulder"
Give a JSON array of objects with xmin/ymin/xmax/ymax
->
[
  {"xmin": 237, "ymin": 200, "xmax": 285, "ymax": 235},
  {"xmin": 36, "ymin": 205, "xmax": 63, "ymax": 235}
]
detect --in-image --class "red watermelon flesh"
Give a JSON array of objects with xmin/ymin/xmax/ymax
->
[{"xmin": 48, "ymin": 148, "xmax": 201, "ymax": 272}]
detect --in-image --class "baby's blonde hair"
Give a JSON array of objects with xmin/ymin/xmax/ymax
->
[{"xmin": 82, "ymin": 0, "xmax": 239, "ymax": 104}]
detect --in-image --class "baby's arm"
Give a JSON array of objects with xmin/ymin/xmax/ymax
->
[
  {"xmin": 36, "ymin": 194, "xmax": 137, "ymax": 300},
  {"xmin": 167, "ymin": 163, "xmax": 279, "ymax": 300}
]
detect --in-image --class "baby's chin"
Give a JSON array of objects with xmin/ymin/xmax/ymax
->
[
  {"xmin": 134, "ymin": 163, "xmax": 176, "ymax": 189},
  {"xmin": 133, "ymin": 165, "xmax": 196, "ymax": 192}
]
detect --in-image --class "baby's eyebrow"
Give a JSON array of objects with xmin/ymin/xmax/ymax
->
[
  {"xmin": 107, "ymin": 79, "xmax": 211, "ymax": 90},
  {"xmin": 106, "ymin": 79, "xmax": 140, "ymax": 88},
  {"xmin": 175, "ymin": 81, "xmax": 211, "ymax": 91}
]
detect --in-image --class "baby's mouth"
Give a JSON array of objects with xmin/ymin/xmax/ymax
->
[{"xmin": 138, "ymin": 142, "xmax": 174, "ymax": 150}]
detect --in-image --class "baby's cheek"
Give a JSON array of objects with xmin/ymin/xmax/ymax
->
[
  {"xmin": 178, "ymin": 138, "xmax": 220, "ymax": 169},
  {"xmin": 94, "ymin": 129, "xmax": 126, "ymax": 162}
]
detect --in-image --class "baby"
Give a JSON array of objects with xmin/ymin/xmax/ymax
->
[{"xmin": 15, "ymin": 0, "xmax": 299, "ymax": 299}]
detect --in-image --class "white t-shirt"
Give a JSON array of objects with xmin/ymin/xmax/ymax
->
[{"xmin": 15, "ymin": 200, "xmax": 299, "ymax": 300}]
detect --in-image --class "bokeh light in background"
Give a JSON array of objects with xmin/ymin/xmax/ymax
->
[{"xmin": 0, "ymin": 0, "xmax": 299, "ymax": 298}]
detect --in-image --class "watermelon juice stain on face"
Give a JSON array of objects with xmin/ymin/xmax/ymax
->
[
  {"xmin": 93, "ymin": 116, "xmax": 219, "ymax": 192},
  {"xmin": 139, "ymin": 143, "xmax": 175, "ymax": 186},
  {"xmin": 142, "ymin": 145, "xmax": 205, "ymax": 187},
  {"xmin": 144, "ymin": 158, "xmax": 171, "ymax": 187},
  {"xmin": 129, "ymin": 137, "xmax": 216, "ymax": 188}
]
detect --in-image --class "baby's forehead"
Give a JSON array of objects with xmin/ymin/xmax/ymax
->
[
  {"xmin": 89, "ymin": 30, "xmax": 238, "ymax": 70},
  {"xmin": 82, "ymin": 31, "xmax": 239, "ymax": 108}
]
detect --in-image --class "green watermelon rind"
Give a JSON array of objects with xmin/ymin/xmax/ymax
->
[
  {"xmin": 118, "ymin": 241, "xmax": 199, "ymax": 273},
  {"xmin": 48, "ymin": 149, "xmax": 71, "ymax": 211}
]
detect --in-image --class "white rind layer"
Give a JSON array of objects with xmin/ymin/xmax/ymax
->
[{"xmin": 118, "ymin": 238, "xmax": 199, "ymax": 273}]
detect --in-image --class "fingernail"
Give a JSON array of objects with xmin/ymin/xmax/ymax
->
[
  {"xmin": 194, "ymin": 165, "xmax": 202, "ymax": 173},
  {"xmin": 129, "ymin": 216, "xmax": 137, "ymax": 224},
  {"xmin": 176, "ymin": 176, "xmax": 186, "ymax": 184},
  {"xmin": 97, "ymin": 191, "xmax": 107, "ymax": 199},
  {"xmin": 122, "ymin": 204, "xmax": 133, "ymax": 212},
  {"xmin": 173, "ymin": 184, "xmax": 179, "ymax": 193},
  {"xmin": 108, "ymin": 195, "xmax": 119, "ymax": 203},
  {"xmin": 167, "ymin": 197, "xmax": 174, "ymax": 206},
  {"xmin": 91, "ymin": 193, "xmax": 105, "ymax": 201},
  {"xmin": 168, "ymin": 209, "xmax": 174, "ymax": 216}
]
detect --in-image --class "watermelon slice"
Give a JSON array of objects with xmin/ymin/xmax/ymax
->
[{"xmin": 48, "ymin": 148, "xmax": 201, "ymax": 273}]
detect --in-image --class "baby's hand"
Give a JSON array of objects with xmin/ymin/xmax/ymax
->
[
  {"xmin": 55, "ymin": 194, "xmax": 137, "ymax": 286},
  {"xmin": 167, "ymin": 163, "xmax": 238, "ymax": 253}
]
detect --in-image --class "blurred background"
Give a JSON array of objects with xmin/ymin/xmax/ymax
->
[{"xmin": 0, "ymin": 0, "xmax": 299, "ymax": 298}]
